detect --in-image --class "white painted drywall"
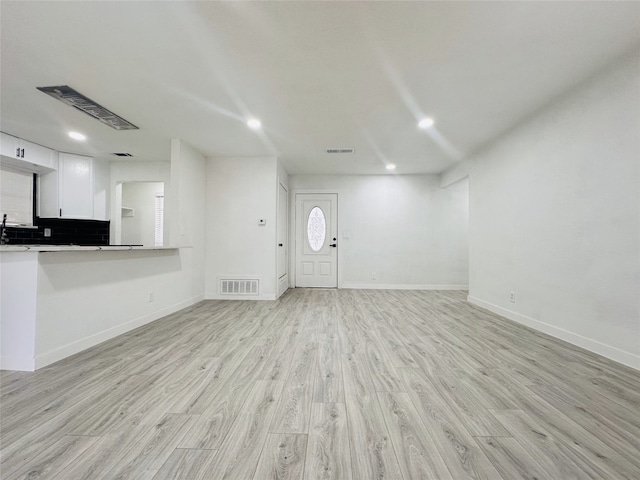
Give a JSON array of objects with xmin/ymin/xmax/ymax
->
[
  {"xmin": 170, "ymin": 139, "xmax": 207, "ymax": 293},
  {"xmin": 443, "ymin": 52, "xmax": 640, "ymax": 368},
  {"xmin": 289, "ymin": 175, "xmax": 469, "ymax": 289},
  {"xmin": 0, "ymin": 252, "xmax": 38, "ymax": 370},
  {"xmin": 34, "ymin": 249, "xmax": 200, "ymax": 368},
  {"xmin": 121, "ymin": 182, "xmax": 164, "ymax": 246},
  {"xmin": 93, "ymin": 158, "xmax": 110, "ymax": 221},
  {"xmin": 205, "ymin": 156, "xmax": 278, "ymax": 299}
]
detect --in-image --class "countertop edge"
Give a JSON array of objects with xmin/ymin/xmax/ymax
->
[{"xmin": 0, "ymin": 245, "xmax": 191, "ymax": 252}]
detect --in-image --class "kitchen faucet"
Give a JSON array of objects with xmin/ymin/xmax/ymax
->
[{"xmin": 0, "ymin": 214, "xmax": 9, "ymax": 245}]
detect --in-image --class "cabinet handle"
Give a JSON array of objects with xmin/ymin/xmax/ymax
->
[
  {"xmin": 16, "ymin": 147, "xmax": 21, "ymax": 157},
  {"xmin": 20, "ymin": 148, "xmax": 25, "ymax": 158},
  {"xmin": 59, "ymin": 208, "xmax": 62, "ymax": 217}
]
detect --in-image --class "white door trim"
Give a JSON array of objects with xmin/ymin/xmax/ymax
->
[{"xmin": 276, "ymin": 180, "xmax": 289, "ymax": 297}]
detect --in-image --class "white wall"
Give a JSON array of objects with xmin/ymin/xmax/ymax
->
[
  {"xmin": 0, "ymin": 252, "xmax": 38, "ymax": 370},
  {"xmin": 170, "ymin": 139, "xmax": 207, "ymax": 294},
  {"xmin": 121, "ymin": 182, "xmax": 164, "ymax": 246},
  {"xmin": 289, "ymin": 175, "xmax": 469, "ymax": 289},
  {"xmin": 93, "ymin": 158, "xmax": 110, "ymax": 221},
  {"xmin": 34, "ymin": 248, "xmax": 199, "ymax": 368},
  {"xmin": 443, "ymin": 53, "xmax": 640, "ymax": 369},
  {"xmin": 205, "ymin": 156, "xmax": 278, "ymax": 300}
]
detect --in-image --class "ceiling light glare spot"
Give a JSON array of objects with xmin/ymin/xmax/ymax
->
[
  {"xmin": 386, "ymin": 164, "xmax": 396, "ymax": 171},
  {"xmin": 247, "ymin": 118, "xmax": 262, "ymax": 130},
  {"xmin": 68, "ymin": 131, "xmax": 86, "ymax": 141},
  {"xmin": 418, "ymin": 118, "xmax": 434, "ymax": 129}
]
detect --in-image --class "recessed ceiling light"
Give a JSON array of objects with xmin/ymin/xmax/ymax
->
[
  {"xmin": 386, "ymin": 164, "xmax": 396, "ymax": 171},
  {"xmin": 247, "ymin": 118, "xmax": 261, "ymax": 130},
  {"xmin": 418, "ymin": 118, "xmax": 434, "ymax": 129},
  {"xmin": 68, "ymin": 131, "xmax": 86, "ymax": 141}
]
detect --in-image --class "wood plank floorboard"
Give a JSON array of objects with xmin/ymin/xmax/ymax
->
[
  {"xmin": 304, "ymin": 402, "xmax": 352, "ymax": 480},
  {"xmin": 2, "ymin": 288, "xmax": 639, "ymax": 479},
  {"xmin": 253, "ymin": 433, "xmax": 307, "ymax": 480}
]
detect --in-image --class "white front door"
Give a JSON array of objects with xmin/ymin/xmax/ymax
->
[{"xmin": 295, "ymin": 193, "xmax": 338, "ymax": 288}]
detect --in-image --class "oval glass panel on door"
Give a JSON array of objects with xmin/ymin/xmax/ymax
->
[{"xmin": 307, "ymin": 206, "xmax": 327, "ymax": 252}]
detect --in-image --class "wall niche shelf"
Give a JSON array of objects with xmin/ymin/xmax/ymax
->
[{"xmin": 121, "ymin": 207, "xmax": 135, "ymax": 217}]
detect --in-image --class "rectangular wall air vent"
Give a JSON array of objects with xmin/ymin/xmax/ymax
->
[
  {"xmin": 112, "ymin": 153, "xmax": 133, "ymax": 157},
  {"xmin": 37, "ymin": 85, "xmax": 139, "ymax": 130},
  {"xmin": 326, "ymin": 148, "xmax": 355, "ymax": 154},
  {"xmin": 220, "ymin": 279, "xmax": 259, "ymax": 296}
]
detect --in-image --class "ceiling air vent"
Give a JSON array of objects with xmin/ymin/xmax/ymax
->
[
  {"xmin": 37, "ymin": 85, "xmax": 139, "ymax": 130},
  {"xmin": 326, "ymin": 148, "xmax": 355, "ymax": 154},
  {"xmin": 112, "ymin": 153, "xmax": 133, "ymax": 157}
]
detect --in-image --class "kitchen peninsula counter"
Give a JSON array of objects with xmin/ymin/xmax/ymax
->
[{"xmin": 1, "ymin": 245, "xmax": 200, "ymax": 372}]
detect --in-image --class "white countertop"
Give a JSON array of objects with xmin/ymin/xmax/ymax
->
[{"xmin": 0, "ymin": 245, "xmax": 183, "ymax": 252}]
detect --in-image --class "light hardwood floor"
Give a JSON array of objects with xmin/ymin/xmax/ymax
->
[{"xmin": 1, "ymin": 288, "xmax": 639, "ymax": 479}]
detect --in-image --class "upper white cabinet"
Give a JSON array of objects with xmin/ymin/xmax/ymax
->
[
  {"xmin": 59, "ymin": 153, "xmax": 94, "ymax": 219},
  {"xmin": 1, "ymin": 132, "xmax": 55, "ymax": 171},
  {"xmin": 39, "ymin": 153, "xmax": 109, "ymax": 220},
  {"xmin": 0, "ymin": 132, "xmax": 20, "ymax": 158}
]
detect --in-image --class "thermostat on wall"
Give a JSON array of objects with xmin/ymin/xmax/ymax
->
[{"xmin": 258, "ymin": 219, "xmax": 266, "ymax": 225}]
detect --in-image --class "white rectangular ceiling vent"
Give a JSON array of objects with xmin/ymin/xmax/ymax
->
[
  {"xmin": 37, "ymin": 85, "xmax": 139, "ymax": 130},
  {"xmin": 326, "ymin": 148, "xmax": 355, "ymax": 154},
  {"xmin": 220, "ymin": 279, "xmax": 259, "ymax": 296}
]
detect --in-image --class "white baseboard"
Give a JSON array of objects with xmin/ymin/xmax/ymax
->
[
  {"xmin": 34, "ymin": 294, "xmax": 204, "ymax": 370},
  {"xmin": 205, "ymin": 292, "xmax": 277, "ymax": 301},
  {"xmin": 340, "ymin": 283, "xmax": 469, "ymax": 291},
  {"xmin": 467, "ymin": 295, "xmax": 640, "ymax": 371}
]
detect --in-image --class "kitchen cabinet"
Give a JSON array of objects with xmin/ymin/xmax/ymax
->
[
  {"xmin": 1, "ymin": 132, "xmax": 55, "ymax": 171},
  {"xmin": 59, "ymin": 153, "xmax": 94, "ymax": 219},
  {"xmin": 39, "ymin": 153, "xmax": 96, "ymax": 219}
]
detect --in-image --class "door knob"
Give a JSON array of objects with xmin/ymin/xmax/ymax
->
[
  {"xmin": 329, "ymin": 243, "xmax": 337, "ymax": 247},
  {"xmin": 278, "ymin": 243, "xmax": 283, "ymax": 247}
]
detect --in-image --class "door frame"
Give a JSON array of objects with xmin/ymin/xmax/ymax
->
[
  {"xmin": 276, "ymin": 179, "xmax": 289, "ymax": 297},
  {"xmin": 290, "ymin": 189, "xmax": 340, "ymax": 289}
]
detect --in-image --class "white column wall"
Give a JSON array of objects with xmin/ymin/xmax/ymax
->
[{"xmin": 205, "ymin": 156, "xmax": 278, "ymax": 300}]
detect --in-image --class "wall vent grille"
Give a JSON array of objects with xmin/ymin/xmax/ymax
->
[
  {"xmin": 326, "ymin": 148, "xmax": 354, "ymax": 154},
  {"xmin": 37, "ymin": 85, "xmax": 139, "ymax": 130},
  {"xmin": 220, "ymin": 279, "xmax": 259, "ymax": 295}
]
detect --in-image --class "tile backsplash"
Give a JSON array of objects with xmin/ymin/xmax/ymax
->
[{"xmin": 4, "ymin": 218, "xmax": 110, "ymax": 245}]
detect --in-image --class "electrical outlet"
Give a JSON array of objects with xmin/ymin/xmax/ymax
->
[
  {"xmin": 148, "ymin": 291, "xmax": 154, "ymax": 302},
  {"xmin": 44, "ymin": 228, "xmax": 52, "ymax": 237},
  {"xmin": 509, "ymin": 291, "xmax": 516, "ymax": 303},
  {"xmin": 371, "ymin": 272, "xmax": 377, "ymax": 280}
]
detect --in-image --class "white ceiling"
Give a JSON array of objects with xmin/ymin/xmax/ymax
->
[{"xmin": 1, "ymin": 1, "xmax": 639, "ymax": 175}]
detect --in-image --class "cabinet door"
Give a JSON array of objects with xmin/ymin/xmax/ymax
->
[
  {"xmin": 59, "ymin": 153, "xmax": 94, "ymax": 219},
  {"xmin": 20, "ymin": 139, "xmax": 55, "ymax": 170},
  {"xmin": 0, "ymin": 132, "xmax": 20, "ymax": 159}
]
